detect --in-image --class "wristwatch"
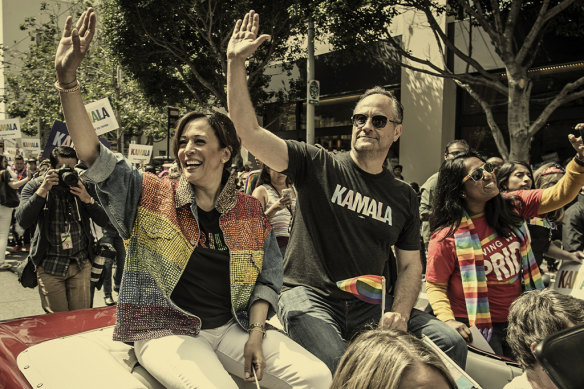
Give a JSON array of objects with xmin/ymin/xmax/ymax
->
[{"xmin": 88, "ymin": 197, "xmax": 95, "ymax": 205}]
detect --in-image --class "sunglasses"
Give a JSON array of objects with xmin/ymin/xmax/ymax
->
[
  {"xmin": 462, "ymin": 162, "xmax": 495, "ymax": 183},
  {"xmin": 351, "ymin": 114, "xmax": 401, "ymax": 129}
]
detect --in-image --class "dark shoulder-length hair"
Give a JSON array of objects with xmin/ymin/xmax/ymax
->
[
  {"xmin": 257, "ymin": 164, "xmax": 291, "ymax": 187},
  {"xmin": 496, "ymin": 161, "xmax": 533, "ymax": 191},
  {"xmin": 172, "ymin": 111, "xmax": 241, "ymax": 172},
  {"xmin": 430, "ymin": 151, "xmax": 523, "ymax": 239}
]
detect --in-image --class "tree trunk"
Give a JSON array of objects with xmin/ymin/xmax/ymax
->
[{"xmin": 506, "ymin": 72, "xmax": 532, "ymax": 162}]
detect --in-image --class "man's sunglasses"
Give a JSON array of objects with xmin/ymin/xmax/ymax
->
[
  {"xmin": 351, "ymin": 114, "xmax": 401, "ymax": 129},
  {"xmin": 462, "ymin": 162, "xmax": 495, "ymax": 183}
]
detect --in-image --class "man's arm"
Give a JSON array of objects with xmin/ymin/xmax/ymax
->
[
  {"xmin": 226, "ymin": 11, "xmax": 288, "ymax": 172},
  {"xmin": 15, "ymin": 179, "xmax": 45, "ymax": 229},
  {"xmin": 380, "ymin": 248, "xmax": 422, "ymax": 331}
]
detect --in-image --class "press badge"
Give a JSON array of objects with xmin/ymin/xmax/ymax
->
[{"xmin": 61, "ymin": 232, "xmax": 73, "ymax": 249}]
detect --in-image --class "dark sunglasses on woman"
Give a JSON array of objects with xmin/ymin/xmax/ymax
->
[{"xmin": 462, "ymin": 162, "xmax": 495, "ymax": 183}]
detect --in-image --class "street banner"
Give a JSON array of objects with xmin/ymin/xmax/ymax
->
[
  {"xmin": 0, "ymin": 118, "xmax": 22, "ymax": 139},
  {"xmin": 4, "ymin": 147, "xmax": 21, "ymax": 165},
  {"xmin": 554, "ymin": 261, "xmax": 584, "ymax": 299},
  {"xmin": 42, "ymin": 120, "xmax": 111, "ymax": 160},
  {"xmin": 21, "ymin": 138, "xmax": 42, "ymax": 157},
  {"xmin": 85, "ymin": 97, "xmax": 119, "ymax": 136},
  {"xmin": 128, "ymin": 144, "xmax": 153, "ymax": 164}
]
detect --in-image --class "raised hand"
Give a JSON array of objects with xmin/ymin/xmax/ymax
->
[
  {"xmin": 569, "ymin": 123, "xmax": 584, "ymax": 161},
  {"xmin": 227, "ymin": 10, "xmax": 270, "ymax": 62},
  {"xmin": 55, "ymin": 7, "xmax": 96, "ymax": 85}
]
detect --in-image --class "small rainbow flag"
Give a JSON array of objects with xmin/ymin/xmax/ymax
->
[{"xmin": 336, "ymin": 275, "xmax": 386, "ymax": 305}]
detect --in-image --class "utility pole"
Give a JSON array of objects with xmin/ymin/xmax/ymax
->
[{"xmin": 306, "ymin": 18, "xmax": 316, "ymax": 145}]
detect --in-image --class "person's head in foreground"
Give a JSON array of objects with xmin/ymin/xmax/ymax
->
[
  {"xmin": 507, "ymin": 289, "xmax": 584, "ymax": 389},
  {"xmin": 330, "ymin": 329, "xmax": 456, "ymax": 389}
]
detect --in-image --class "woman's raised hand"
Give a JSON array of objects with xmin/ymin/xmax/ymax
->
[
  {"xmin": 569, "ymin": 123, "xmax": 584, "ymax": 161},
  {"xmin": 227, "ymin": 10, "xmax": 270, "ymax": 62},
  {"xmin": 55, "ymin": 7, "xmax": 96, "ymax": 85}
]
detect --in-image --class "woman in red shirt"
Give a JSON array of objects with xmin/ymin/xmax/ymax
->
[{"xmin": 426, "ymin": 131, "xmax": 584, "ymax": 356}]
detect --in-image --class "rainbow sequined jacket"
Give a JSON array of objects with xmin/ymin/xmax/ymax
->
[{"xmin": 82, "ymin": 144, "xmax": 282, "ymax": 342}]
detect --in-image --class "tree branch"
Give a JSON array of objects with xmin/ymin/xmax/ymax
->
[
  {"xmin": 381, "ymin": 35, "xmax": 508, "ymax": 95},
  {"xmin": 456, "ymin": 79, "xmax": 510, "ymax": 159},
  {"xmin": 136, "ymin": 11, "xmax": 225, "ymax": 104},
  {"xmin": 517, "ymin": 0, "xmax": 575, "ymax": 64},
  {"xmin": 528, "ymin": 75, "xmax": 584, "ymax": 138}
]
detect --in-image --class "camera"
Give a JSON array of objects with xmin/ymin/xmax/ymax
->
[{"xmin": 56, "ymin": 166, "xmax": 79, "ymax": 188}]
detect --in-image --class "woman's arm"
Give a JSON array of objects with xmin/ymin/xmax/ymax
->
[
  {"xmin": 243, "ymin": 300, "xmax": 269, "ymax": 382},
  {"xmin": 545, "ymin": 243, "xmax": 583, "ymax": 263},
  {"xmin": 539, "ymin": 130, "xmax": 584, "ymax": 213},
  {"xmin": 54, "ymin": 8, "xmax": 99, "ymax": 166},
  {"xmin": 251, "ymin": 186, "xmax": 267, "ymax": 209},
  {"xmin": 426, "ymin": 282, "xmax": 472, "ymax": 342}
]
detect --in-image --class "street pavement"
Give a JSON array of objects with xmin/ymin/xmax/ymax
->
[{"xmin": 0, "ymin": 249, "xmax": 108, "ymax": 322}]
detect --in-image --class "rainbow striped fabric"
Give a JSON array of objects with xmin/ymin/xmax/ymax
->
[
  {"xmin": 336, "ymin": 275, "xmax": 385, "ymax": 304},
  {"xmin": 454, "ymin": 212, "xmax": 543, "ymax": 330}
]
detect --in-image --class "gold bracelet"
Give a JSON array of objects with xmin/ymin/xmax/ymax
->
[
  {"xmin": 54, "ymin": 79, "xmax": 80, "ymax": 93},
  {"xmin": 248, "ymin": 322, "xmax": 266, "ymax": 337}
]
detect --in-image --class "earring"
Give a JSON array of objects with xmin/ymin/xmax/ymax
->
[{"xmin": 461, "ymin": 193, "xmax": 466, "ymax": 198}]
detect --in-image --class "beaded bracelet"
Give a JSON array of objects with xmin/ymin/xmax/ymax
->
[
  {"xmin": 54, "ymin": 79, "xmax": 80, "ymax": 93},
  {"xmin": 248, "ymin": 322, "xmax": 266, "ymax": 337}
]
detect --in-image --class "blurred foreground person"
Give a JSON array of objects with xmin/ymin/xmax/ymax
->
[
  {"xmin": 52, "ymin": 8, "xmax": 331, "ymax": 388},
  {"xmin": 505, "ymin": 289, "xmax": 584, "ymax": 389},
  {"xmin": 331, "ymin": 329, "xmax": 456, "ymax": 389}
]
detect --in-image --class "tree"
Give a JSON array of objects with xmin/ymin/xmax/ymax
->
[
  {"xmin": 2, "ymin": 1, "xmax": 167, "ymax": 150},
  {"xmin": 100, "ymin": 0, "xmax": 305, "ymax": 110},
  {"xmin": 308, "ymin": 0, "xmax": 584, "ymax": 161}
]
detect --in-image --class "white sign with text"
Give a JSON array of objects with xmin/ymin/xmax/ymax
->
[
  {"xmin": 0, "ymin": 118, "xmax": 22, "ymax": 139},
  {"xmin": 127, "ymin": 144, "xmax": 153, "ymax": 164},
  {"xmin": 553, "ymin": 262, "xmax": 584, "ymax": 299},
  {"xmin": 85, "ymin": 98, "xmax": 119, "ymax": 136}
]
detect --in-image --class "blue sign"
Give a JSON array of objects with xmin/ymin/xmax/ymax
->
[{"xmin": 42, "ymin": 120, "xmax": 111, "ymax": 160}]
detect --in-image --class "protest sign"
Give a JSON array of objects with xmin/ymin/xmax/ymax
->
[
  {"xmin": 0, "ymin": 118, "xmax": 22, "ymax": 139},
  {"xmin": 85, "ymin": 98, "xmax": 119, "ymax": 136},
  {"xmin": 553, "ymin": 261, "xmax": 584, "ymax": 299},
  {"xmin": 21, "ymin": 138, "xmax": 42, "ymax": 158},
  {"xmin": 42, "ymin": 120, "xmax": 111, "ymax": 160},
  {"xmin": 128, "ymin": 144, "xmax": 153, "ymax": 164},
  {"xmin": 4, "ymin": 147, "xmax": 22, "ymax": 165}
]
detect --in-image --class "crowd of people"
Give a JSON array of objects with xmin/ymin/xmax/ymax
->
[{"xmin": 0, "ymin": 6, "xmax": 582, "ymax": 389}]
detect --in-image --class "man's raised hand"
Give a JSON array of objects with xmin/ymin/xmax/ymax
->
[
  {"xmin": 55, "ymin": 7, "xmax": 96, "ymax": 85},
  {"xmin": 227, "ymin": 10, "xmax": 270, "ymax": 62}
]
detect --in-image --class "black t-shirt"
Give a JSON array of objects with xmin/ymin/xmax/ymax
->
[
  {"xmin": 171, "ymin": 208, "xmax": 232, "ymax": 329},
  {"xmin": 282, "ymin": 141, "xmax": 420, "ymax": 299},
  {"xmin": 527, "ymin": 224, "xmax": 551, "ymax": 267}
]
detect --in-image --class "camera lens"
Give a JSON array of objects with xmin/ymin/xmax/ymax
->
[{"xmin": 62, "ymin": 171, "xmax": 78, "ymax": 187}]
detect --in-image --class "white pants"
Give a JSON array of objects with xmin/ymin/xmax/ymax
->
[
  {"xmin": 134, "ymin": 319, "xmax": 332, "ymax": 389},
  {"xmin": 0, "ymin": 205, "xmax": 13, "ymax": 264}
]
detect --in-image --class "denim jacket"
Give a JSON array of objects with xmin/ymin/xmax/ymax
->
[{"xmin": 82, "ymin": 144, "xmax": 282, "ymax": 342}]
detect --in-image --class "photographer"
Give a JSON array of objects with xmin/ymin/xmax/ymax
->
[{"xmin": 16, "ymin": 146, "xmax": 109, "ymax": 313}]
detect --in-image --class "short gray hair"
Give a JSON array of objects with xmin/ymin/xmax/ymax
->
[
  {"xmin": 507, "ymin": 289, "xmax": 584, "ymax": 369},
  {"xmin": 354, "ymin": 86, "xmax": 403, "ymax": 124}
]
